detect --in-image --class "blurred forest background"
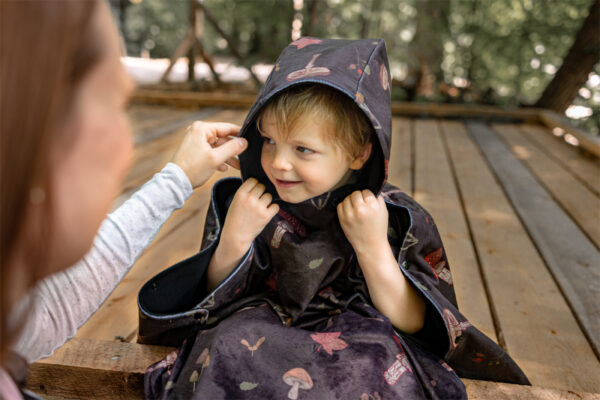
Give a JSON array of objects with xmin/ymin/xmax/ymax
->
[{"xmin": 109, "ymin": 0, "xmax": 600, "ymax": 134}]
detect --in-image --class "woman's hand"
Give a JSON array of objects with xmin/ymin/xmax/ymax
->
[
  {"xmin": 171, "ymin": 121, "xmax": 247, "ymax": 188},
  {"xmin": 337, "ymin": 190, "xmax": 389, "ymax": 256},
  {"xmin": 207, "ymin": 178, "xmax": 279, "ymax": 291}
]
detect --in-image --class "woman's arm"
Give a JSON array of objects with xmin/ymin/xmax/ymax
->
[{"xmin": 10, "ymin": 163, "xmax": 193, "ymax": 362}]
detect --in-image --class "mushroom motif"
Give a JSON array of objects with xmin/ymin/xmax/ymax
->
[
  {"xmin": 282, "ymin": 368, "xmax": 313, "ymax": 399},
  {"xmin": 443, "ymin": 308, "xmax": 472, "ymax": 348},
  {"xmin": 286, "ymin": 53, "xmax": 330, "ymax": 82}
]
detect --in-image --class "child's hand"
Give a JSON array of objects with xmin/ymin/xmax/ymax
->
[
  {"xmin": 337, "ymin": 190, "xmax": 389, "ymax": 255},
  {"xmin": 219, "ymin": 178, "xmax": 279, "ymax": 256}
]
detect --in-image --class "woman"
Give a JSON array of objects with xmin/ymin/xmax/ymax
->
[{"xmin": 0, "ymin": 1, "xmax": 247, "ymax": 397}]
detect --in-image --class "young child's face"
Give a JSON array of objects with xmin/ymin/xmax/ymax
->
[{"xmin": 260, "ymin": 114, "xmax": 365, "ymax": 203}]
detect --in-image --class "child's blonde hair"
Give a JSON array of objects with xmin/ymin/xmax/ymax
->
[{"xmin": 256, "ymin": 84, "xmax": 373, "ymax": 157}]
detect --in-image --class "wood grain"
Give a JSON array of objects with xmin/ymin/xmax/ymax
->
[
  {"xmin": 28, "ymin": 338, "xmax": 599, "ymax": 399},
  {"xmin": 414, "ymin": 119, "xmax": 497, "ymax": 342},
  {"xmin": 446, "ymin": 120, "xmax": 600, "ymax": 392},
  {"xmin": 493, "ymin": 123, "xmax": 600, "ymax": 248}
]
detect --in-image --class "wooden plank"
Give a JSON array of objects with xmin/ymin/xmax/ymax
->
[
  {"xmin": 130, "ymin": 106, "xmax": 191, "ymax": 135},
  {"xmin": 131, "ymin": 89, "xmax": 542, "ymax": 121},
  {"xmin": 413, "ymin": 119, "xmax": 497, "ymax": 342},
  {"xmin": 464, "ymin": 379, "xmax": 600, "ymax": 400},
  {"xmin": 391, "ymin": 102, "xmax": 541, "ymax": 121},
  {"xmin": 388, "ymin": 117, "xmax": 412, "ymax": 194},
  {"xmin": 446, "ymin": 120, "xmax": 599, "ymax": 392},
  {"xmin": 122, "ymin": 109, "xmax": 247, "ymax": 195},
  {"xmin": 519, "ymin": 123, "xmax": 600, "ymax": 196},
  {"xmin": 28, "ymin": 338, "xmax": 600, "ymax": 399},
  {"xmin": 28, "ymin": 338, "xmax": 175, "ymax": 399},
  {"xmin": 127, "ymin": 104, "xmax": 187, "ymax": 125},
  {"xmin": 538, "ymin": 110, "xmax": 600, "ymax": 158},
  {"xmin": 492, "ymin": 123, "xmax": 600, "ymax": 248},
  {"xmin": 132, "ymin": 89, "xmax": 257, "ymax": 109},
  {"xmin": 471, "ymin": 121, "xmax": 600, "ymax": 362},
  {"xmin": 132, "ymin": 107, "xmax": 220, "ymax": 146}
]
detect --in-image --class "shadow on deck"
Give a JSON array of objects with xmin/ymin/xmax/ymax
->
[{"xmin": 28, "ymin": 100, "xmax": 600, "ymax": 399}]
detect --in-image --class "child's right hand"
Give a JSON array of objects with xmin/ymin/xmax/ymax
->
[{"xmin": 218, "ymin": 178, "xmax": 279, "ymax": 257}]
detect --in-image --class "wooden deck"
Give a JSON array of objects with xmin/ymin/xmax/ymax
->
[{"xmin": 28, "ymin": 103, "xmax": 600, "ymax": 398}]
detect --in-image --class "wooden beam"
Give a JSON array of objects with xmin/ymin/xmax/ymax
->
[
  {"xmin": 131, "ymin": 90, "xmax": 544, "ymax": 121},
  {"xmin": 26, "ymin": 338, "xmax": 599, "ymax": 399},
  {"xmin": 27, "ymin": 338, "xmax": 175, "ymax": 399},
  {"xmin": 391, "ymin": 102, "xmax": 542, "ymax": 121},
  {"xmin": 131, "ymin": 89, "xmax": 256, "ymax": 109}
]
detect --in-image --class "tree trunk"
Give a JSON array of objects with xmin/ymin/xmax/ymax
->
[
  {"xmin": 535, "ymin": 0, "xmax": 600, "ymax": 112},
  {"xmin": 409, "ymin": 0, "xmax": 448, "ymax": 98},
  {"xmin": 304, "ymin": 0, "xmax": 320, "ymax": 36}
]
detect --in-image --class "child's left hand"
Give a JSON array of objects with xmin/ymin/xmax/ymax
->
[{"xmin": 337, "ymin": 190, "xmax": 389, "ymax": 255}]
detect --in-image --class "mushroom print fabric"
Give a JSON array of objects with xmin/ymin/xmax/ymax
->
[{"xmin": 139, "ymin": 38, "xmax": 529, "ymax": 399}]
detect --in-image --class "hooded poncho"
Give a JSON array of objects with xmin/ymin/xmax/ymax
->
[{"xmin": 138, "ymin": 37, "xmax": 529, "ymax": 399}]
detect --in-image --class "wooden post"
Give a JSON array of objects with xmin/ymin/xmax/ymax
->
[
  {"xmin": 197, "ymin": 1, "xmax": 262, "ymax": 88},
  {"xmin": 161, "ymin": 0, "xmax": 222, "ymax": 85}
]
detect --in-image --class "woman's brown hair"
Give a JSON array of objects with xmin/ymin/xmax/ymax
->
[{"xmin": 1, "ymin": 0, "xmax": 104, "ymax": 362}]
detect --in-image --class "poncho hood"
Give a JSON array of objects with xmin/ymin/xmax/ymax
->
[{"xmin": 238, "ymin": 37, "xmax": 392, "ymax": 201}]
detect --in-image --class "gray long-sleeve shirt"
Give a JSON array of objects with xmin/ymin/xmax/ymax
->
[{"xmin": 9, "ymin": 162, "xmax": 193, "ymax": 363}]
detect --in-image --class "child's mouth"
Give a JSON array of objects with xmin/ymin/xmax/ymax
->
[{"xmin": 275, "ymin": 178, "xmax": 302, "ymax": 188}]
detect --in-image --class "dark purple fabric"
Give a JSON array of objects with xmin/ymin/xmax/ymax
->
[{"xmin": 139, "ymin": 37, "xmax": 529, "ymax": 399}]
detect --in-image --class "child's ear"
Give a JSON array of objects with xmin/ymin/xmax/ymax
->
[{"xmin": 350, "ymin": 142, "xmax": 372, "ymax": 170}]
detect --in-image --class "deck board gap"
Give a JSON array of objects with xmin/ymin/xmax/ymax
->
[
  {"xmin": 466, "ymin": 121, "xmax": 600, "ymax": 362},
  {"xmin": 518, "ymin": 125, "xmax": 600, "ymax": 197},
  {"xmin": 438, "ymin": 120, "xmax": 507, "ymax": 350},
  {"xmin": 493, "ymin": 124, "xmax": 599, "ymax": 251}
]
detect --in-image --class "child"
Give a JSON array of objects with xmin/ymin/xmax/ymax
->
[{"xmin": 139, "ymin": 38, "xmax": 529, "ymax": 399}]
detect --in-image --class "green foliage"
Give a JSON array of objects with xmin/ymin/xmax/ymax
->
[{"xmin": 121, "ymin": 0, "xmax": 188, "ymax": 58}]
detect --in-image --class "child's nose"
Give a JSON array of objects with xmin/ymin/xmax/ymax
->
[{"xmin": 272, "ymin": 151, "xmax": 292, "ymax": 171}]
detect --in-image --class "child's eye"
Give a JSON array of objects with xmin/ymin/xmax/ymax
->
[{"xmin": 296, "ymin": 146, "xmax": 315, "ymax": 155}]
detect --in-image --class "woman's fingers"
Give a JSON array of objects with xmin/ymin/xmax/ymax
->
[
  {"xmin": 209, "ymin": 136, "xmax": 247, "ymax": 167},
  {"xmin": 171, "ymin": 121, "xmax": 245, "ymax": 188},
  {"xmin": 206, "ymin": 122, "xmax": 241, "ymax": 140}
]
